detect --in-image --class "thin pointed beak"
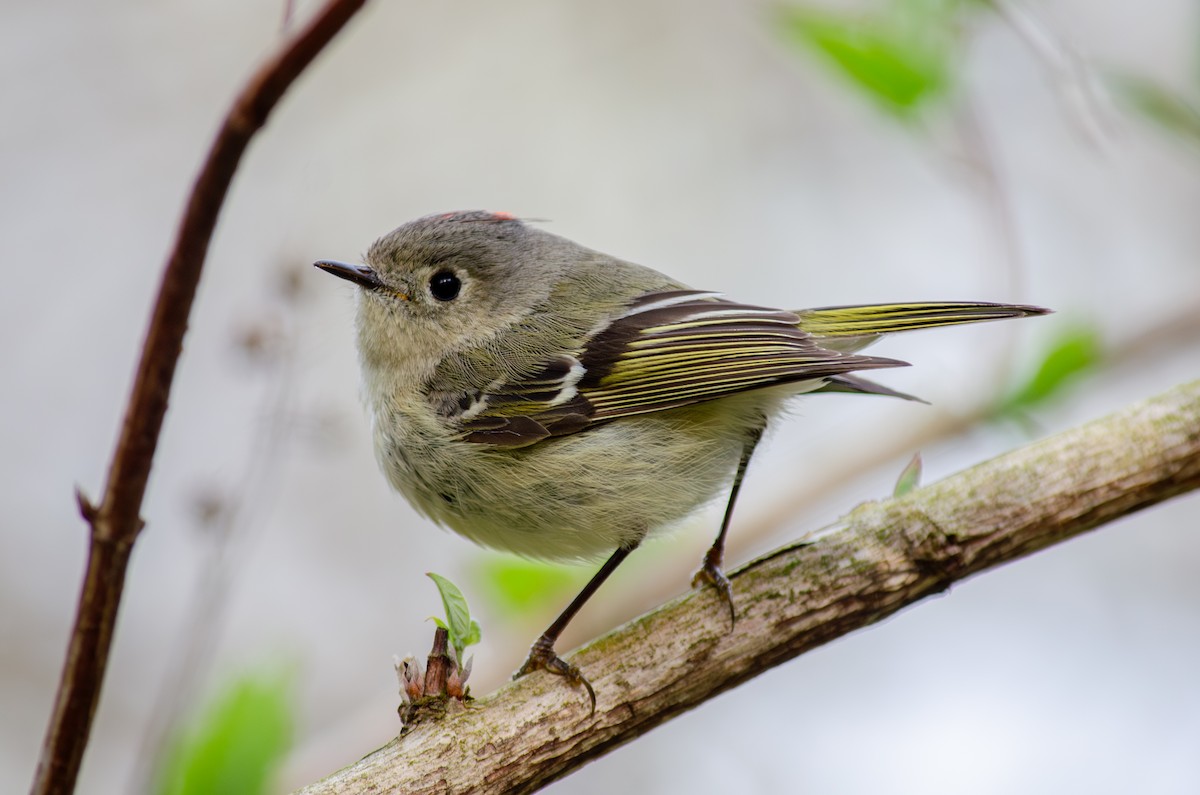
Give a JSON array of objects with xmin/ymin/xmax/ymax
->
[{"xmin": 314, "ymin": 260, "xmax": 387, "ymax": 291}]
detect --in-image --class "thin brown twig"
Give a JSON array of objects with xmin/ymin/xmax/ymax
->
[{"xmin": 30, "ymin": 3, "xmax": 368, "ymax": 794}]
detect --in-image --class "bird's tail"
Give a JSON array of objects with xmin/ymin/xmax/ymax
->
[
  {"xmin": 796, "ymin": 301, "xmax": 1049, "ymax": 352},
  {"xmin": 796, "ymin": 301, "xmax": 1049, "ymax": 337}
]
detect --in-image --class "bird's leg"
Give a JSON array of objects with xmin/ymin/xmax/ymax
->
[
  {"xmin": 515, "ymin": 541, "xmax": 639, "ymax": 714},
  {"xmin": 692, "ymin": 425, "xmax": 765, "ymax": 629}
]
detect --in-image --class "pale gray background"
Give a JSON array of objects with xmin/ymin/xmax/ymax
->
[{"xmin": 3, "ymin": 0, "xmax": 1198, "ymax": 793}]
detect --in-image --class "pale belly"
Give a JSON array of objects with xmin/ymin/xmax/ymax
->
[{"xmin": 372, "ymin": 394, "xmax": 779, "ymax": 561}]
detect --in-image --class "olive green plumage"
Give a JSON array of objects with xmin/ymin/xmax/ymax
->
[
  {"xmin": 316, "ymin": 209, "xmax": 1048, "ymax": 702},
  {"xmin": 316, "ymin": 210, "xmax": 1046, "ymax": 561}
]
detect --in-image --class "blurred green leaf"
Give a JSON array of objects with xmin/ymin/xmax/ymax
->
[
  {"xmin": 995, "ymin": 323, "xmax": 1103, "ymax": 415},
  {"xmin": 1108, "ymin": 73, "xmax": 1200, "ymax": 146},
  {"xmin": 426, "ymin": 572, "xmax": 479, "ymax": 660},
  {"xmin": 464, "ymin": 619, "xmax": 482, "ymax": 649},
  {"xmin": 155, "ymin": 667, "xmax": 293, "ymax": 795},
  {"xmin": 473, "ymin": 555, "xmax": 582, "ymax": 616},
  {"xmin": 893, "ymin": 452, "xmax": 923, "ymax": 497},
  {"xmin": 779, "ymin": 1, "xmax": 961, "ymax": 116}
]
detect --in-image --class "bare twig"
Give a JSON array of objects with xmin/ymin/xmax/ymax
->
[
  {"xmin": 298, "ymin": 380, "xmax": 1200, "ymax": 794},
  {"xmin": 30, "ymin": 3, "xmax": 368, "ymax": 794},
  {"xmin": 990, "ymin": 0, "xmax": 1112, "ymax": 147}
]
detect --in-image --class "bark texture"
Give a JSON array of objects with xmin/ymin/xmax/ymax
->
[{"xmin": 298, "ymin": 380, "xmax": 1200, "ymax": 795}]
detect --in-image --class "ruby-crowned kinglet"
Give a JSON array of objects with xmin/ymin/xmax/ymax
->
[{"xmin": 316, "ymin": 210, "xmax": 1048, "ymax": 708}]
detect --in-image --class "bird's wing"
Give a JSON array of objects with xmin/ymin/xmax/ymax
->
[{"xmin": 455, "ymin": 290, "xmax": 907, "ymax": 447}]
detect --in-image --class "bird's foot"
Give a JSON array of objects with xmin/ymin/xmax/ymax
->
[
  {"xmin": 514, "ymin": 636, "xmax": 596, "ymax": 715},
  {"xmin": 691, "ymin": 552, "xmax": 736, "ymax": 630}
]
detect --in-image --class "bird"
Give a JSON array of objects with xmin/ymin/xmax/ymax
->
[{"xmin": 315, "ymin": 209, "xmax": 1049, "ymax": 710}]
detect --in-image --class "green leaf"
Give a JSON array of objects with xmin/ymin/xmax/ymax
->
[
  {"xmin": 155, "ymin": 667, "xmax": 294, "ymax": 795},
  {"xmin": 893, "ymin": 452, "xmax": 923, "ymax": 497},
  {"xmin": 995, "ymin": 323, "xmax": 1103, "ymax": 415},
  {"xmin": 464, "ymin": 619, "xmax": 482, "ymax": 649},
  {"xmin": 1108, "ymin": 73, "xmax": 1200, "ymax": 146},
  {"xmin": 426, "ymin": 572, "xmax": 473, "ymax": 657},
  {"xmin": 780, "ymin": 3, "xmax": 955, "ymax": 116},
  {"xmin": 472, "ymin": 555, "xmax": 583, "ymax": 615}
]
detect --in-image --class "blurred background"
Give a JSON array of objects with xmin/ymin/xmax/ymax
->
[{"xmin": 3, "ymin": 0, "xmax": 1199, "ymax": 792}]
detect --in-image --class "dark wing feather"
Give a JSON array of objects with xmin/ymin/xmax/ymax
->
[
  {"xmin": 459, "ymin": 291, "xmax": 907, "ymax": 447},
  {"xmin": 812, "ymin": 374, "xmax": 928, "ymax": 404}
]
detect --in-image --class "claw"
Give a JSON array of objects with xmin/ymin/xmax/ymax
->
[
  {"xmin": 514, "ymin": 638, "xmax": 597, "ymax": 715},
  {"xmin": 692, "ymin": 557, "xmax": 736, "ymax": 630}
]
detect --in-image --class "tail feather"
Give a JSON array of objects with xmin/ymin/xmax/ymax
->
[
  {"xmin": 813, "ymin": 374, "xmax": 929, "ymax": 404},
  {"xmin": 796, "ymin": 302, "xmax": 1050, "ymax": 338}
]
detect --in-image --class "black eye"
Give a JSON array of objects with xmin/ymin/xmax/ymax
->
[{"xmin": 429, "ymin": 270, "xmax": 461, "ymax": 301}]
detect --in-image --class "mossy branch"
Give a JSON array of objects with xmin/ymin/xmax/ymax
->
[{"xmin": 298, "ymin": 380, "xmax": 1200, "ymax": 795}]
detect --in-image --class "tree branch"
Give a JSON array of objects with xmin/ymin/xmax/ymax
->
[
  {"xmin": 298, "ymin": 380, "xmax": 1200, "ymax": 795},
  {"xmin": 30, "ymin": 3, "xmax": 368, "ymax": 794}
]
